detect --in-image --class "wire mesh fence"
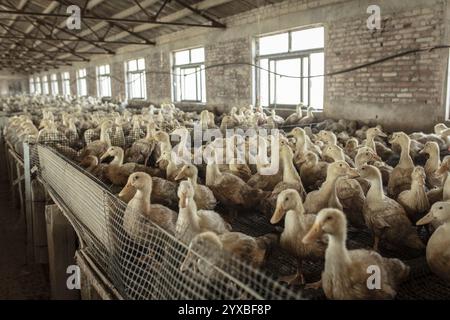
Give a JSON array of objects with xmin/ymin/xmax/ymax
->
[{"xmin": 34, "ymin": 144, "xmax": 303, "ymax": 300}]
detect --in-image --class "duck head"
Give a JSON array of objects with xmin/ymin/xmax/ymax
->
[
  {"xmin": 411, "ymin": 166, "xmax": 426, "ymax": 185},
  {"xmin": 436, "ymin": 156, "xmax": 450, "ymax": 176},
  {"xmin": 389, "ymin": 132, "xmax": 409, "ymax": 146},
  {"xmin": 357, "ymin": 164, "xmax": 381, "ymax": 181},
  {"xmin": 100, "ymin": 146, "xmax": 123, "ymax": 162},
  {"xmin": 366, "ymin": 127, "xmax": 387, "ymax": 139},
  {"xmin": 327, "ymin": 160, "xmax": 359, "ymax": 179},
  {"xmin": 271, "ymin": 189, "xmax": 303, "ymax": 224},
  {"xmin": 180, "ymin": 231, "xmax": 223, "ymax": 272},
  {"xmin": 303, "ymin": 208, "xmax": 347, "ymax": 244},
  {"xmin": 420, "ymin": 141, "xmax": 439, "ymax": 156},
  {"xmin": 417, "ymin": 202, "xmax": 450, "ymax": 226},
  {"xmin": 175, "ymin": 164, "xmax": 198, "ymax": 181},
  {"xmin": 287, "ymin": 127, "xmax": 305, "ymax": 139},
  {"xmin": 119, "ymin": 172, "xmax": 152, "ymax": 197},
  {"xmin": 345, "ymin": 138, "xmax": 359, "ymax": 150},
  {"xmin": 434, "ymin": 123, "xmax": 448, "ymax": 135},
  {"xmin": 355, "ymin": 147, "xmax": 381, "ymax": 166},
  {"xmin": 318, "ymin": 130, "xmax": 337, "ymax": 145}
]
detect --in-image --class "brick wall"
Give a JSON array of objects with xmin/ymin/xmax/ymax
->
[
  {"xmin": 325, "ymin": 3, "xmax": 447, "ymax": 130},
  {"xmin": 146, "ymin": 50, "xmax": 171, "ymax": 104},
  {"xmin": 205, "ymin": 37, "xmax": 253, "ymax": 113}
]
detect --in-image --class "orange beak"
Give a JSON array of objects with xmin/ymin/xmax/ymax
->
[
  {"xmin": 270, "ymin": 204, "xmax": 285, "ymax": 224},
  {"xmin": 416, "ymin": 212, "xmax": 434, "ymax": 226},
  {"xmin": 175, "ymin": 168, "xmax": 187, "ymax": 181},
  {"xmin": 302, "ymin": 222, "xmax": 323, "ymax": 244}
]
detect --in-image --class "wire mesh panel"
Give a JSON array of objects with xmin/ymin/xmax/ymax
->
[{"xmin": 35, "ymin": 144, "xmax": 302, "ymax": 300}]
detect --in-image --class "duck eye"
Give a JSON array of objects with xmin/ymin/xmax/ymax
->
[
  {"xmin": 439, "ymin": 206, "xmax": 443, "ymax": 210},
  {"xmin": 340, "ymin": 164, "xmax": 343, "ymax": 167}
]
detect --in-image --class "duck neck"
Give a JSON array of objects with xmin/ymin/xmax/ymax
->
[
  {"xmin": 367, "ymin": 174, "xmax": 384, "ymax": 202},
  {"xmin": 282, "ymin": 152, "xmax": 301, "ymax": 184},
  {"xmin": 187, "ymin": 173, "xmax": 198, "ymax": 189},
  {"xmin": 180, "ymin": 197, "xmax": 201, "ymax": 230},
  {"xmin": 366, "ymin": 134, "xmax": 376, "ymax": 151},
  {"xmin": 134, "ymin": 185, "xmax": 152, "ymax": 210},
  {"xmin": 206, "ymin": 162, "xmax": 222, "ymax": 185},
  {"xmin": 355, "ymin": 154, "xmax": 367, "ymax": 169},
  {"xmin": 111, "ymin": 150, "xmax": 124, "ymax": 166},
  {"xmin": 100, "ymin": 125, "xmax": 111, "ymax": 146},
  {"xmin": 425, "ymin": 150, "xmax": 440, "ymax": 173},
  {"xmin": 321, "ymin": 174, "xmax": 340, "ymax": 197},
  {"xmin": 295, "ymin": 135, "xmax": 306, "ymax": 154},
  {"xmin": 326, "ymin": 232, "xmax": 351, "ymax": 268},
  {"xmin": 399, "ymin": 140, "xmax": 413, "ymax": 168},
  {"xmin": 411, "ymin": 179, "xmax": 425, "ymax": 194},
  {"xmin": 332, "ymin": 151, "xmax": 345, "ymax": 162}
]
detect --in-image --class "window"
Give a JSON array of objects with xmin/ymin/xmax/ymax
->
[
  {"xmin": 29, "ymin": 77, "xmax": 35, "ymax": 94},
  {"xmin": 50, "ymin": 74, "xmax": 59, "ymax": 96},
  {"xmin": 42, "ymin": 75, "xmax": 49, "ymax": 95},
  {"xmin": 62, "ymin": 72, "xmax": 71, "ymax": 96},
  {"xmin": 256, "ymin": 26, "xmax": 325, "ymax": 109},
  {"xmin": 173, "ymin": 47, "xmax": 206, "ymax": 103},
  {"xmin": 35, "ymin": 77, "xmax": 41, "ymax": 94},
  {"xmin": 125, "ymin": 58, "xmax": 146, "ymax": 100},
  {"xmin": 77, "ymin": 68, "xmax": 88, "ymax": 96},
  {"xmin": 97, "ymin": 64, "xmax": 111, "ymax": 97}
]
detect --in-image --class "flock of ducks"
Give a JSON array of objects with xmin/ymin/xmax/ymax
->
[{"xmin": 3, "ymin": 95, "xmax": 450, "ymax": 300}]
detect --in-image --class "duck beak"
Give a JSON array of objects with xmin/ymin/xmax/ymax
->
[
  {"xmin": 119, "ymin": 180, "xmax": 134, "ymax": 198},
  {"xmin": 180, "ymin": 250, "xmax": 194, "ymax": 272},
  {"xmin": 302, "ymin": 222, "xmax": 323, "ymax": 244},
  {"xmin": 100, "ymin": 151, "xmax": 110, "ymax": 162},
  {"xmin": 373, "ymin": 154, "xmax": 382, "ymax": 161},
  {"xmin": 175, "ymin": 168, "xmax": 186, "ymax": 181},
  {"xmin": 378, "ymin": 132, "xmax": 387, "ymax": 138},
  {"xmin": 417, "ymin": 211, "xmax": 435, "ymax": 226},
  {"xmin": 270, "ymin": 204, "xmax": 286, "ymax": 224},
  {"xmin": 419, "ymin": 149, "xmax": 426, "ymax": 155},
  {"xmin": 347, "ymin": 168, "xmax": 360, "ymax": 178}
]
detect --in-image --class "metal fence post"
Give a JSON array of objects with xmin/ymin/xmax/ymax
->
[{"xmin": 23, "ymin": 142, "xmax": 34, "ymax": 264}]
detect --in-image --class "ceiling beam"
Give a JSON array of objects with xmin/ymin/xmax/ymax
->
[
  {"xmin": 0, "ymin": 34, "xmax": 150, "ymax": 45},
  {"xmin": 0, "ymin": 8, "xmax": 225, "ymax": 28}
]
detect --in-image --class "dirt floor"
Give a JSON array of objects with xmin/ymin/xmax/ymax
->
[{"xmin": 0, "ymin": 178, "xmax": 50, "ymax": 299}]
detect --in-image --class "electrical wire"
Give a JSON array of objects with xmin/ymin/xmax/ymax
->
[{"xmin": 30, "ymin": 44, "xmax": 450, "ymax": 91}]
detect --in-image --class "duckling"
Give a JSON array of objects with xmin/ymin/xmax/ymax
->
[
  {"xmin": 175, "ymin": 164, "xmax": 217, "ymax": 210},
  {"xmin": 298, "ymin": 107, "xmax": 315, "ymax": 125},
  {"xmin": 284, "ymin": 104, "xmax": 304, "ymax": 125},
  {"xmin": 298, "ymin": 151, "xmax": 328, "ymax": 191},
  {"xmin": 420, "ymin": 142, "xmax": 442, "ymax": 189},
  {"xmin": 388, "ymin": 132, "xmax": 414, "ymax": 199},
  {"xmin": 271, "ymin": 189, "xmax": 326, "ymax": 285},
  {"xmin": 322, "ymin": 144, "xmax": 355, "ymax": 167},
  {"xmin": 344, "ymin": 138, "xmax": 359, "ymax": 160},
  {"xmin": 358, "ymin": 165, "xmax": 425, "ymax": 252},
  {"xmin": 205, "ymin": 151, "xmax": 268, "ymax": 210},
  {"xmin": 303, "ymin": 161, "xmax": 359, "ymax": 215},
  {"xmin": 176, "ymin": 181, "xmax": 230, "ymax": 242},
  {"xmin": 125, "ymin": 121, "xmax": 157, "ymax": 165},
  {"xmin": 303, "ymin": 208, "xmax": 410, "ymax": 300},
  {"xmin": 79, "ymin": 120, "xmax": 113, "ymax": 160},
  {"xmin": 180, "ymin": 231, "xmax": 277, "ymax": 274},
  {"xmin": 118, "ymin": 172, "xmax": 177, "ymax": 242},
  {"xmin": 398, "ymin": 166, "xmax": 430, "ymax": 223},
  {"xmin": 416, "ymin": 202, "xmax": 450, "ymax": 282}
]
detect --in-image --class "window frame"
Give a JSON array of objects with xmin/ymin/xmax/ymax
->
[
  {"xmin": 96, "ymin": 64, "xmax": 112, "ymax": 98},
  {"xmin": 50, "ymin": 73, "xmax": 59, "ymax": 96},
  {"xmin": 61, "ymin": 72, "xmax": 71, "ymax": 96},
  {"xmin": 76, "ymin": 68, "xmax": 88, "ymax": 97},
  {"xmin": 42, "ymin": 75, "xmax": 49, "ymax": 95},
  {"xmin": 172, "ymin": 47, "xmax": 206, "ymax": 103},
  {"xmin": 125, "ymin": 58, "xmax": 147, "ymax": 100},
  {"xmin": 255, "ymin": 26, "xmax": 325, "ymax": 109},
  {"xmin": 29, "ymin": 77, "xmax": 35, "ymax": 94},
  {"xmin": 35, "ymin": 77, "xmax": 41, "ymax": 94}
]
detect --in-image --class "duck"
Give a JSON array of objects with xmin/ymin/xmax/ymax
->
[
  {"xmin": 420, "ymin": 142, "xmax": 442, "ymax": 189},
  {"xmin": 416, "ymin": 202, "xmax": 450, "ymax": 282},
  {"xmin": 387, "ymin": 132, "xmax": 414, "ymax": 199},
  {"xmin": 397, "ymin": 166, "xmax": 430, "ymax": 223},
  {"xmin": 118, "ymin": 172, "xmax": 177, "ymax": 242},
  {"xmin": 365, "ymin": 127, "xmax": 388, "ymax": 154},
  {"xmin": 344, "ymin": 138, "xmax": 360, "ymax": 160},
  {"xmin": 298, "ymin": 107, "xmax": 315, "ymax": 125},
  {"xmin": 302, "ymin": 208, "xmax": 410, "ymax": 300},
  {"xmin": 284, "ymin": 104, "xmax": 304, "ymax": 125},
  {"xmin": 358, "ymin": 165, "xmax": 425, "ymax": 252},
  {"xmin": 100, "ymin": 146, "xmax": 164, "ymax": 186},
  {"xmin": 322, "ymin": 144, "xmax": 355, "ymax": 167},
  {"xmin": 175, "ymin": 164, "xmax": 217, "ymax": 210},
  {"xmin": 298, "ymin": 151, "xmax": 328, "ymax": 191},
  {"xmin": 125, "ymin": 121, "xmax": 157, "ymax": 165},
  {"xmin": 435, "ymin": 156, "xmax": 450, "ymax": 201},
  {"xmin": 205, "ymin": 150, "xmax": 268, "ymax": 210},
  {"xmin": 303, "ymin": 161, "xmax": 359, "ymax": 215},
  {"xmin": 79, "ymin": 120, "xmax": 113, "ymax": 160},
  {"xmin": 180, "ymin": 231, "xmax": 277, "ymax": 276},
  {"xmin": 270, "ymin": 189, "xmax": 326, "ymax": 285},
  {"xmin": 176, "ymin": 181, "xmax": 230, "ymax": 242}
]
